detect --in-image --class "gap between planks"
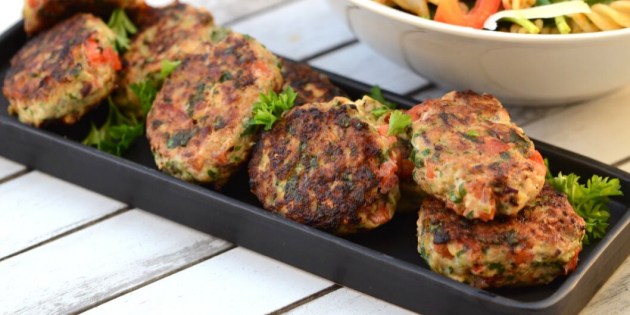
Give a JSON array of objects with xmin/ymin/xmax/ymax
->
[
  {"xmin": 0, "ymin": 206, "xmax": 132, "ymax": 263},
  {"xmin": 74, "ymin": 246, "xmax": 237, "ymax": 314},
  {"xmin": 0, "ymin": 167, "xmax": 30, "ymax": 185},
  {"xmin": 222, "ymin": 0, "xmax": 299, "ymax": 27},
  {"xmin": 267, "ymin": 285, "xmax": 341, "ymax": 315}
]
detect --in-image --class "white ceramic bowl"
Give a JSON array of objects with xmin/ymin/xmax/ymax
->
[{"xmin": 327, "ymin": 0, "xmax": 630, "ymax": 106}]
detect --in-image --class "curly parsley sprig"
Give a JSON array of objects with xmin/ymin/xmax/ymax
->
[
  {"xmin": 83, "ymin": 98, "xmax": 143, "ymax": 156},
  {"xmin": 107, "ymin": 9, "xmax": 137, "ymax": 52},
  {"xmin": 546, "ymin": 160, "xmax": 623, "ymax": 244},
  {"xmin": 83, "ymin": 60, "xmax": 180, "ymax": 156},
  {"xmin": 249, "ymin": 87, "xmax": 297, "ymax": 131}
]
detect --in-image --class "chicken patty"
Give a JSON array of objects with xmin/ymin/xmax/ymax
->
[
  {"xmin": 23, "ymin": 0, "xmax": 146, "ymax": 35},
  {"xmin": 3, "ymin": 13, "xmax": 119, "ymax": 127},
  {"xmin": 280, "ymin": 59, "xmax": 347, "ymax": 105},
  {"xmin": 417, "ymin": 185, "xmax": 586, "ymax": 288},
  {"xmin": 146, "ymin": 31, "xmax": 283, "ymax": 189},
  {"xmin": 396, "ymin": 130, "xmax": 427, "ymax": 213},
  {"xmin": 248, "ymin": 96, "xmax": 401, "ymax": 234},
  {"xmin": 114, "ymin": 3, "xmax": 214, "ymax": 115},
  {"xmin": 408, "ymin": 91, "xmax": 546, "ymax": 221}
]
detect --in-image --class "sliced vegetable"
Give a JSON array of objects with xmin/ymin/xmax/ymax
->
[
  {"xmin": 537, "ymin": 0, "xmax": 571, "ymax": 34},
  {"xmin": 435, "ymin": 0, "xmax": 502, "ymax": 29},
  {"xmin": 483, "ymin": 1, "xmax": 591, "ymax": 31},
  {"xmin": 85, "ymin": 39, "xmax": 122, "ymax": 70}
]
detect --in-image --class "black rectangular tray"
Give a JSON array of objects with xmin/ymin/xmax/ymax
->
[{"xmin": 1, "ymin": 21, "xmax": 629, "ymax": 315}]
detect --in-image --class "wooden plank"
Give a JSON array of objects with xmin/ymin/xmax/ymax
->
[
  {"xmin": 183, "ymin": 0, "xmax": 292, "ymax": 25},
  {"xmin": 309, "ymin": 43, "xmax": 429, "ymax": 95},
  {"xmin": 0, "ymin": 156, "xmax": 25, "ymax": 180},
  {"xmin": 285, "ymin": 287, "xmax": 415, "ymax": 315},
  {"xmin": 0, "ymin": 171, "xmax": 125, "ymax": 259},
  {"xmin": 0, "ymin": 210, "xmax": 231, "ymax": 314},
  {"xmin": 228, "ymin": 0, "xmax": 355, "ymax": 61},
  {"xmin": 581, "ymin": 256, "xmax": 630, "ymax": 315},
  {"xmin": 523, "ymin": 86, "xmax": 630, "ymax": 164},
  {"xmin": 84, "ymin": 247, "xmax": 332, "ymax": 314}
]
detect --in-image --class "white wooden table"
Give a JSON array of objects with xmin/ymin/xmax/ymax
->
[{"xmin": 1, "ymin": 1, "xmax": 629, "ymax": 314}]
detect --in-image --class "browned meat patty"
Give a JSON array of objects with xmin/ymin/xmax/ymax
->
[
  {"xmin": 408, "ymin": 91, "xmax": 547, "ymax": 221},
  {"xmin": 248, "ymin": 96, "xmax": 401, "ymax": 234},
  {"xmin": 417, "ymin": 184, "xmax": 586, "ymax": 288},
  {"xmin": 146, "ymin": 30, "xmax": 283, "ymax": 189},
  {"xmin": 3, "ymin": 13, "xmax": 119, "ymax": 127},
  {"xmin": 280, "ymin": 59, "xmax": 347, "ymax": 105},
  {"xmin": 396, "ymin": 129, "xmax": 426, "ymax": 213},
  {"xmin": 114, "ymin": 3, "xmax": 214, "ymax": 115},
  {"xmin": 23, "ymin": 0, "xmax": 146, "ymax": 35}
]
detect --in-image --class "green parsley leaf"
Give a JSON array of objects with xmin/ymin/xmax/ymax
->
[
  {"xmin": 369, "ymin": 86, "xmax": 397, "ymax": 109},
  {"xmin": 129, "ymin": 59, "xmax": 179, "ymax": 117},
  {"xmin": 371, "ymin": 106, "xmax": 391, "ymax": 118},
  {"xmin": 546, "ymin": 159, "xmax": 623, "ymax": 244},
  {"xmin": 387, "ymin": 110, "xmax": 411, "ymax": 136},
  {"xmin": 83, "ymin": 98, "xmax": 144, "ymax": 156},
  {"xmin": 107, "ymin": 9, "xmax": 137, "ymax": 52},
  {"xmin": 250, "ymin": 87, "xmax": 297, "ymax": 131},
  {"xmin": 160, "ymin": 60, "xmax": 181, "ymax": 80},
  {"xmin": 130, "ymin": 80, "xmax": 158, "ymax": 117},
  {"xmin": 84, "ymin": 57, "xmax": 176, "ymax": 156}
]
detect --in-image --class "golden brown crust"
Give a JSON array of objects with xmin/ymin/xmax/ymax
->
[
  {"xmin": 409, "ymin": 90, "xmax": 547, "ymax": 221},
  {"xmin": 248, "ymin": 97, "xmax": 400, "ymax": 234},
  {"xmin": 114, "ymin": 3, "xmax": 214, "ymax": 114},
  {"xmin": 280, "ymin": 59, "xmax": 347, "ymax": 105},
  {"xmin": 3, "ymin": 13, "xmax": 118, "ymax": 126},
  {"xmin": 417, "ymin": 184, "xmax": 586, "ymax": 288},
  {"xmin": 146, "ymin": 31, "xmax": 283, "ymax": 189},
  {"xmin": 23, "ymin": 0, "xmax": 146, "ymax": 36}
]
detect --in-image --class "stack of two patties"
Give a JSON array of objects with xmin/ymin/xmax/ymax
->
[{"xmin": 409, "ymin": 91, "xmax": 586, "ymax": 288}]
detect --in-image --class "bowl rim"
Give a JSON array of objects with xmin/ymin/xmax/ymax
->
[{"xmin": 347, "ymin": 0, "xmax": 630, "ymax": 43}]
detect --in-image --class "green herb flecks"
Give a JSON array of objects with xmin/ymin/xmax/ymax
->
[
  {"xmin": 387, "ymin": 110, "xmax": 411, "ymax": 136},
  {"xmin": 107, "ymin": 9, "xmax": 137, "ymax": 52},
  {"xmin": 546, "ymin": 159, "xmax": 623, "ymax": 244},
  {"xmin": 449, "ymin": 183, "xmax": 467, "ymax": 204},
  {"xmin": 167, "ymin": 130, "xmax": 194, "ymax": 149},
  {"xmin": 219, "ymin": 71, "xmax": 233, "ymax": 83},
  {"xmin": 249, "ymin": 87, "xmax": 297, "ymax": 131}
]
